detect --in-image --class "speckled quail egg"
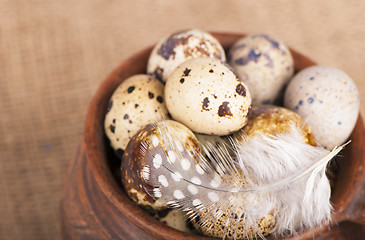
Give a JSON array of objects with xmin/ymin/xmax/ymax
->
[
  {"xmin": 165, "ymin": 57, "xmax": 252, "ymax": 136},
  {"xmin": 284, "ymin": 65, "xmax": 360, "ymax": 149},
  {"xmin": 234, "ymin": 105, "xmax": 316, "ymax": 146},
  {"xmin": 121, "ymin": 120, "xmax": 200, "ymax": 211},
  {"xmin": 228, "ymin": 34, "xmax": 294, "ymax": 105},
  {"xmin": 152, "ymin": 209, "xmax": 196, "ymax": 234},
  {"xmin": 104, "ymin": 74, "xmax": 169, "ymax": 156},
  {"xmin": 147, "ymin": 29, "xmax": 226, "ymax": 82},
  {"xmin": 192, "ymin": 205, "xmax": 276, "ymax": 239},
  {"xmin": 190, "ymin": 173, "xmax": 277, "ymax": 239}
]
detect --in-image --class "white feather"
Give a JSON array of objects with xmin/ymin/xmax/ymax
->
[{"xmin": 141, "ymin": 122, "xmax": 346, "ymax": 239}]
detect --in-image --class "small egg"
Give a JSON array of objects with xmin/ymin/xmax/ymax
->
[
  {"xmin": 228, "ymin": 34, "xmax": 294, "ymax": 105},
  {"xmin": 152, "ymin": 209, "xmax": 196, "ymax": 234},
  {"xmin": 165, "ymin": 57, "xmax": 252, "ymax": 136},
  {"xmin": 147, "ymin": 29, "xmax": 226, "ymax": 83},
  {"xmin": 235, "ymin": 105, "xmax": 316, "ymax": 146},
  {"xmin": 121, "ymin": 120, "xmax": 200, "ymax": 211},
  {"xmin": 284, "ymin": 65, "xmax": 360, "ymax": 149},
  {"xmin": 191, "ymin": 182, "xmax": 277, "ymax": 239},
  {"xmin": 104, "ymin": 74, "xmax": 169, "ymax": 155}
]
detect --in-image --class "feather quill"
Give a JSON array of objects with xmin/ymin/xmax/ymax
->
[{"xmin": 141, "ymin": 122, "xmax": 346, "ymax": 239}]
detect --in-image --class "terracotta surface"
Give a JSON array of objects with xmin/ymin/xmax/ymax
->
[{"xmin": 61, "ymin": 33, "xmax": 365, "ymax": 240}]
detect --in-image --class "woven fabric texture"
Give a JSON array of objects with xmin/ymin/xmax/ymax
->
[{"xmin": 0, "ymin": 1, "xmax": 364, "ymax": 239}]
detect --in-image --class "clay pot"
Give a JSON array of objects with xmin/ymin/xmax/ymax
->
[{"xmin": 61, "ymin": 33, "xmax": 365, "ymax": 239}]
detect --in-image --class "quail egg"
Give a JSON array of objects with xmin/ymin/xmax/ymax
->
[
  {"xmin": 190, "ymin": 175, "xmax": 277, "ymax": 239},
  {"xmin": 147, "ymin": 29, "xmax": 226, "ymax": 82},
  {"xmin": 152, "ymin": 209, "xmax": 196, "ymax": 234},
  {"xmin": 228, "ymin": 34, "xmax": 294, "ymax": 105},
  {"xmin": 121, "ymin": 120, "xmax": 200, "ymax": 211},
  {"xmin": 284, "ymin": 65, "xmax": 360, "ymax": 149},
  {"xmin": 165, "ymin": 57, "xmax": 252, "ymax": 136},
  {"xmin": 235, "ymin": 105, "xmax": 316, "ymax": 146},
  {"xmin": 104, "ymin": 74, "xmax": 169, "ymax": 156}
]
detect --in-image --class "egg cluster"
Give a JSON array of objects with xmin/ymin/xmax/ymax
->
[{"xmin": 104, "ymin": 29, "xmax": 360, "ymax": 239}]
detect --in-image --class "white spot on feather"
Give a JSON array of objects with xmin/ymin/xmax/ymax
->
[
  {"xmin": 141, "ymin": 166, "xmax": 150, "ymax": 180},
  {"xmin": 195, "ymin": 164, "xmax": 205, "ymax": 175},
  {"xmin": 208, "ymin": 192, "xmax": 219, "ymax": 202},
  {"xmin": 192, "ymin": 199, "xmax": 202, "ymax": 207},
  {"xmin": 153, "ymin": 154, "xmax": 162, "ymax": 169},
  {"xmin": 181, "ymin": 158, "xmax": 191, "ymax": 170},
  {"xmin": 152, "ymin": 135, "xmax": 159, "ymax": 147},
  {"xmin": 173, "ymin": 190, "xmax": 185, "ymax": 199},
  {"xmin": 171, "ymin": 172, "xmax": 182, "ymax": 182},
  {"xmin": 153, "ymin": 188, "xmax": 162, "ymax": 198},
  {"xmin": 191, "ymin": 177, "xmax": 201, "ymax": 185},
  {"xmin": 210, "ymin": 175, "xmax": 221, "ymax": 188},
  {"xmin": 167, "ymin": 150, "xmax": 176, "ymax": 163},
  {"xmin": 158, "ymin": 175, "xmax": 169, "ymax": 187},
  {"xmin": 187, "ymin": 184, "xmax": 198, "ymax": 195}
]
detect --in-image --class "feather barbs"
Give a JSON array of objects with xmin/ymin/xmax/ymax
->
[{"xmin": 140, "ymin": 121, "xmax": 345, "ymax": 239}]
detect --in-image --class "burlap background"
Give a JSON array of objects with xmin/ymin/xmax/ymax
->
[{"xmin": 0, "ymin": 1, "xmax": 364, "ymax": 239}]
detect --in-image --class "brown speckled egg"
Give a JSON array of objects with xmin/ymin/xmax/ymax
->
[
  {"xmin": 104, "ymin": 74, "xmax": 169, "ymax": 155},
  {"xmin": 147, "ymin": 29, "xmax": 226, "ymax": 83},
  {"xmin": 192, "ymin": 207, "xmax": 276, "ymax": 239},
  {"xmin": 152, "ymin": 209, "xmax": 196, "ymax": 234},
  {"xmin": 284, "ymin": 65, "xmax": 360, "ymax": 149},
  {"xmin": 228, "ymin": 34, "xmax": 294, "ymax": 105},
  {"xmin": 191, "ymin": 181, "xmax": 277, "ymax": 239},
  {"xmin": 165, "ymin": 57, "xmax": 252, "ymax": 136},
  {"xmin": 121, "ymin": 120, "xmax": 200, "ymax": 211},
  {"xmin": 235, "ymin": 105, "xmax": 316, "ymax": 146}
]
